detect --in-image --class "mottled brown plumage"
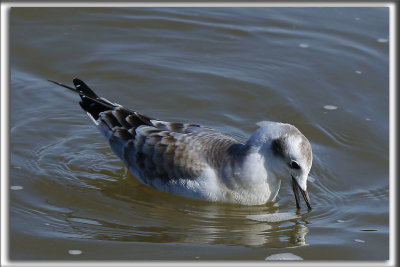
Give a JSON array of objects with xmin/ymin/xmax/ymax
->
[{"xmin": 94, "ymin": 105, "xmax": 241, "ymax": 187}]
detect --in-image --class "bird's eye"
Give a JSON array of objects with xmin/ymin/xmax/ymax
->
[{"xmin": 290, "ymin": 160, "xmax": 301, "ymax": 169}]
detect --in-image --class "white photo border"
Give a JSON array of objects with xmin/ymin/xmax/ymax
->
[{"xmin": 1, "ymin": 1, "xmax": 396, "ymax": 267}]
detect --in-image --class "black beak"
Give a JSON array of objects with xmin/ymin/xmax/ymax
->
[{"xmin": 292, "ymin": 177, "xmax": 312, "ymax": 211}]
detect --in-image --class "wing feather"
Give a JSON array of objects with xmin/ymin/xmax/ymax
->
[{"xmin": 50, "ymin": 79, "xmax": 241, "ymax": 187}]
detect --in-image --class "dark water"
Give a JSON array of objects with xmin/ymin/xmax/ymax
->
[{"xmin": 9, "ymin": 7, "xmax": 389, "ymax": 260}]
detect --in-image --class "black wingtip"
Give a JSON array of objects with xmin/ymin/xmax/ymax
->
[
  {"xmin": 48, "ymin": 79, "xmax": 77, "ymax": 92},
  {"xmin": 48, "ymin": 79, "xmax": 61, "ymax": 85},
  {"xmin": 72, "ymin": 78, "xmax": 99, "ymax": 99},
  {"xmin": 49, "ymin": 77, "xmax": 115, "ymax": 110},
  {"xmin": 72, "ymin": 78, "xmax": 85, "ymax": 88}
]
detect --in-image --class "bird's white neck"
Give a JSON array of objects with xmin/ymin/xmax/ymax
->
[{"xmin": 220, "ymin": 144, "xmax": 282, "ymax": 205}]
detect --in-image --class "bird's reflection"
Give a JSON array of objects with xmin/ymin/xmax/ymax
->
[{"xmin": 72, "ymin": 168, "xmax": 310, "ymax": 248}]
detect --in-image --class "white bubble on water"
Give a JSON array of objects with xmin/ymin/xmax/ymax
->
[
  {"xmin": 299, "ymin": 43, "xmax": 309, "ymax": 48},
  {"xmin": 265, "ymin": 253, "xmax": 303, "ymax": 260},
  {"xmin": 377, "ymin": 38, "xmax": 388, "ymax": 43},
  {"xmin": 323, "ymin": 105, "xmax": 338, "ymax": 110},
  {"xmin": 247, "ymin": 212, "xmax": 299, "ymax": 223},
  {"xmin": 354, "ymin": 239, "xmax": 365, "ymax": 243},
  {"xmin": 11, "ymin": 185, "xmax": 23, "ymax": 191},
  {"xmin": 68, "ymin": 250, "xmax": 82, "ymax": 255}
]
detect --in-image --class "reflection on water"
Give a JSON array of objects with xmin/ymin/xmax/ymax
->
[
  {"xmin": 57, "ymin": 163, "xmax": 311, "ymax": 248},
  {"xmin": 52, "ymin": 187, "xmax": 311, "ymax": 248},
  {"xmin": 9, "ymin": 6, "xmax": 389, "ymax": 260}
]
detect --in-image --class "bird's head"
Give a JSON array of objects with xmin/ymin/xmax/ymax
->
[{"xmin": 247, "ymin": 121, "xmax": 313, "ymax": 210}]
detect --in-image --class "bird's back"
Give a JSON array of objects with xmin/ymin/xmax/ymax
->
[
  {"xmin": 51, "ymin": 79, "xmax": 241, "ymax": 189},
  {"xmin": 100, "ymin": 106, "xmax": 240, "ymax": 187}
]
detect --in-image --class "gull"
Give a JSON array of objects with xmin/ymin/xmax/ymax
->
[{"xmin": 49, "ymin": 78, "xmax": 313, "ymax": 210}]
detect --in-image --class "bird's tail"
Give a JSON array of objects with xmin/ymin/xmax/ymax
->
[{"xmin": 48, "ymin": 78, "xmax": 116, "ymax": 120}]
